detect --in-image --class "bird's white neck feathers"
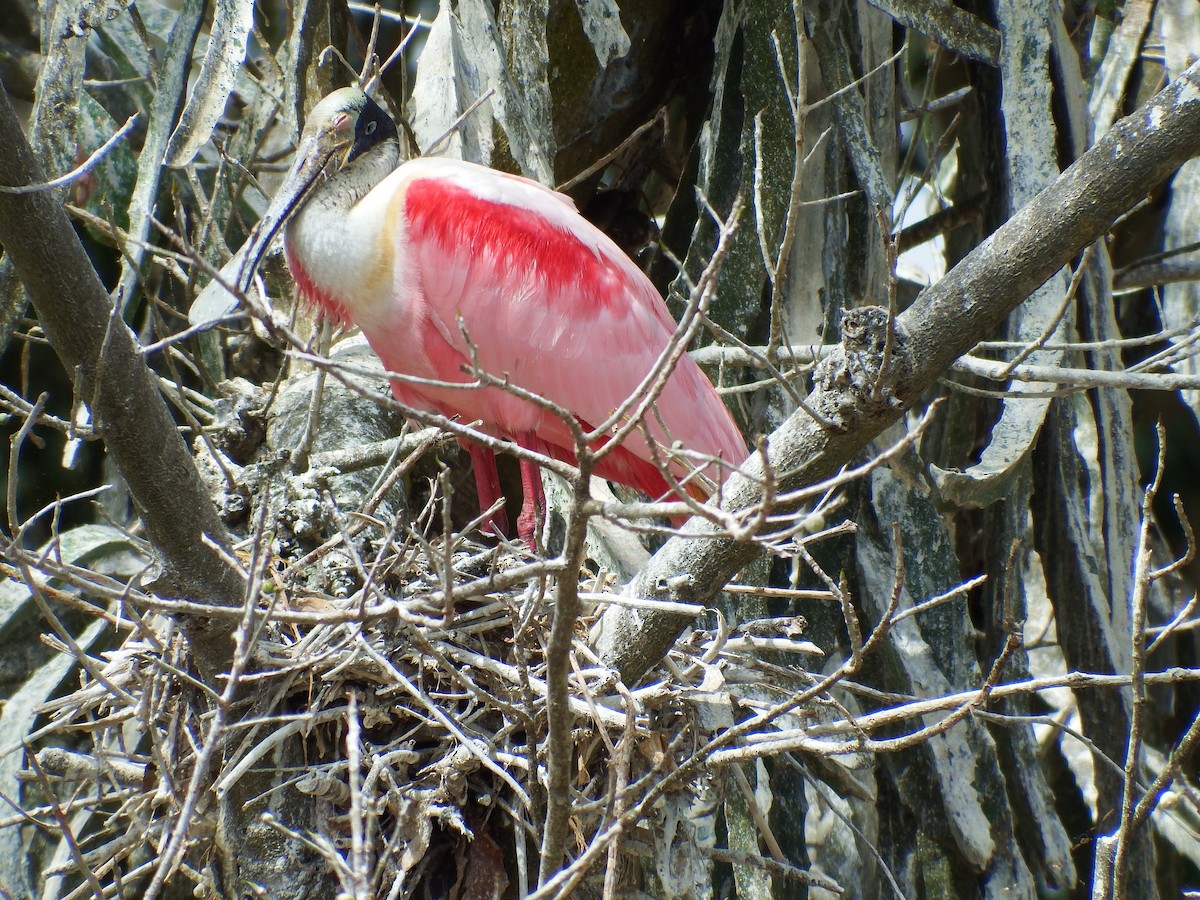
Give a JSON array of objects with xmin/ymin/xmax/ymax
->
[{"xmin": 284, "ymin": 142, "xmax": 399, "ymax": 321}]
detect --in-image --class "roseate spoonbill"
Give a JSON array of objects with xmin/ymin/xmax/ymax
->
[{"xmin": 191, "ymin": 87, "xmax": 745, "ymax": 544}]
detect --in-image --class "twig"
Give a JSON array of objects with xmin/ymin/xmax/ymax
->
[
  {"xmin": 1109, "ymin": 422, "xmax": 1165, "ymax": 899},
  {"xmin": 346, "ymin": 692, "xmax": 369, "ymax": 899},
  {"xmin": 423, "ymin": 89, "xmax": 497, "ymax": 156},
  {"xmin": 22, "ymin": 752, "xmax": 105, "ymax": 899},
  {"xmin": 0, "ymin": 113, "xmax": 141, "ymax": 194},
  {"xmin": 557, "ymin": 108, "xmax": 666, "ymax": 192},
  {"xmin": 537, "ymin": 465, "xmax": 593, "ymax": 885}
]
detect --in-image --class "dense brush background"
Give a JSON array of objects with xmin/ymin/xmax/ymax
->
[{"xmin": 0, "ymin": 1, "xmax": 1199, "ymax": 897}]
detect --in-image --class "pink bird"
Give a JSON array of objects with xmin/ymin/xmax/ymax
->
[{"xmin": 194, "ymin": 88, "xmax": 745, "ymax": 544}]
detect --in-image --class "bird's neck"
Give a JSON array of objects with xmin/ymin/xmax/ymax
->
[
  {"xmin": 285, "ymin": 144, "xmax": 398, "ymax": 321},
  {"xmin": 303, "ymin": 141, "xmax": 398, "ymax": 220}
]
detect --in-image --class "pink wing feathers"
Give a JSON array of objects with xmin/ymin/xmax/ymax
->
[{"xmin": 372, "ymin": 159, "xmax": 745, "ymax": 499}]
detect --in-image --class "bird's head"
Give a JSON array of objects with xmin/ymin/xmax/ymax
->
[
  {"xmin": 258, "ymin": 88, "xmax": 400, "ymax": 253},
  {"xmin": 188, "ymin": 87, "xmax": 400, "ymax": 327},
  {"xmin": 292, "ymin": 87, "xmax": 401, "ymax": 185}
]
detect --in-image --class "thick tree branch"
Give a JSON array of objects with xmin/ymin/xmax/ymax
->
[
  {"xmin": 595, "ymin": 58, "xmax": 1200, "ymax": 685},
  {"xmin": 0, "ymin": 85, "xmax": 244, "ymax": 678}
]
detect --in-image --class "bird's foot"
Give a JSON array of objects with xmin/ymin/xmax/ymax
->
[
  {"xmin": 517, "ymin": 459, "xmax": 546, "ymax": 549},
  {"xmin": 516, "ymin": 505, "xmax": 540, "ymax": 548}
]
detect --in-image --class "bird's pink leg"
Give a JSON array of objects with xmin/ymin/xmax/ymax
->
[
  {"xmin": 517, "ymin": 459, "xmax": 545, "ymax": 547},
  {"xmin": 468, "ymin": 443, "xmax": 510, "ymax": 537}
]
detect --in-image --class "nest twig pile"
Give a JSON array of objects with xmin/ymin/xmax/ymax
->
[
  {"xmin": 17, "ymin": 506, "xmax": 842, "ymax": 898},
  {"xmin": 0, "ymin": 362, "xmax": 858, "ymax": 898}
]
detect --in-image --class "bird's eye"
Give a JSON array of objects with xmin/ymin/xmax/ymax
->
[{"xmin": 365, "ymin": 120, "xmax": 377, "ymax": 136}]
